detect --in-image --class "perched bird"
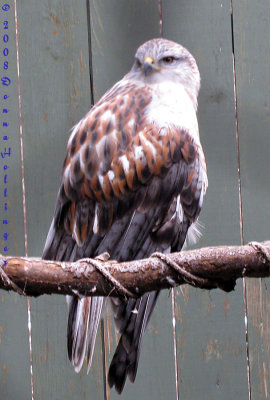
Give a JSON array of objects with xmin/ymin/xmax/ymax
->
[{"xmin": 43, "ymin": 38, "xmax": 207, "ymax": 394}]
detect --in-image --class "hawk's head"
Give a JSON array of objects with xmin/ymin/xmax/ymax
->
[{"xmin": 128, "ymin": 38, "xmax": 200, "ymax": 96}]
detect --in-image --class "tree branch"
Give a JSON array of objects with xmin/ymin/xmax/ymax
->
[{"xmin": 0, "ymin": 241, "xmax": 269, "ymax": 298}]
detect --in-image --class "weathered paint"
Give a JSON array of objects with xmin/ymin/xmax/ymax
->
[
  {"xmin": 162, "ymin": 0, "xmax": 249, "ymax": 399},
  {"xmin": 1, "ymin": 1, "xmax": 269, "ymax": 399},
  {"xmin": 15, "ymin": 1, "xmax": 103, "ymax": 399},
  {"xmin": 0, "ymin": 2, "xmax": 31, "ymax": 399},
  {"xmin": 233, "ymin": 1, "xmax": 270, "ymax": 398}
]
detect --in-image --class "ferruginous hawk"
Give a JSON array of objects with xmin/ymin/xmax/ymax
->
[{"xmin": 43, "ymin": 38, "xmax": 208, "ymax": 394}]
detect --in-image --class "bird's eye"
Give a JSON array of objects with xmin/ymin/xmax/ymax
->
[
  {"xmin": 162, "ymin": 56, "xmax": 175, "ymax": 64},
  {"xmin": 135, "ymin": 59, "xmax": 142, "ymax": 68}
]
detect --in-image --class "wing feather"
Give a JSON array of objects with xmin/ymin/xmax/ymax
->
[{"xmin": 43, "ymin": 78, "xmax": 207, "ymax": 391}]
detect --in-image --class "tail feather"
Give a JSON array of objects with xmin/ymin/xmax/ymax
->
[
  {"xmin": 108, "ymin": 291, "xmax": 159, "ymax": 393},
  {"xmin": 86, "ymin": 297, "xmax": 103, "ymax": 373},
  {"xmin": 110, "ymin": 297, "xmax": 137, "ymax": 335},
  {"xmin": 107, "ymin": 215, "xmax": 164, "ymax": 393},
  {"xmin": 44, "ymin": 218, "xmax": 105, "ymax": 374},
  {"xmin": 127, "ymin": 291, "xmax": 159, "ymax": 382},
  {"xmin": 67, "ymin": 297, "xmax": 90, "ymax": 372},
  {"xmin": 67, "ymin": 296, "xmax": 104, "ymax": 373},
  {"xmin": 67, "ymin": 296, "xmax": 78, "ymax": 362}
]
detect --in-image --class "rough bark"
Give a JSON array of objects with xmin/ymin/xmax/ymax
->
[{"xmin": 0, "ymin": 241, "xmax": 269, "ymax": 298}]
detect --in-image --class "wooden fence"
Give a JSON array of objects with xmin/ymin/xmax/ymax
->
[{"xmin": 0, "ymin": 1, "xmax": 269, "ymax": 399}]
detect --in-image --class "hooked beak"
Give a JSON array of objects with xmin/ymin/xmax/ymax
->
[{"xmin": 143, "ymin": 56, "xmax": 158, "ymax": 76}]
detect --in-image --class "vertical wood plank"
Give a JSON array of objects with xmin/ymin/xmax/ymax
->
[
  {"xmin": 90, "ymin": 1, "xmax": 178, "ymax": 398},
  {"xmin": 233, "ymin": 1, "xmax": 270, "ymax": 398},
  {"xmin": 162, "ymin": 1, "xmax": 249, "ymax": 398},
  {"xmin": 0, "ymin": 3, "xmax": 31, "ymax": 398},
  {"xmin": 16, "ymin": 2, "xmax": 103, "ymax": 399},
  {"xmin": 6, "ymin": 2, "xmax": 267, "ymax": 399}
]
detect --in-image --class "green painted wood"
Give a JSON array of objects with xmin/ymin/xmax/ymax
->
[
  {"xmin": 162, "ymin": 1, "xmax": 249, "ymax": 398},
  {"xmin": 0, "ymin": 3, "xmax": 31, "ymax": 399},
  {"xmin": 90, "ymin": 0, "xmax": 160, "ymax": 100},
  {"xmin": 16, "ymin": 2, "xmax": 103, "ymax": 399},
  {"xmin": 233, "ymin": 1, "xmax": 270, "ymax": 398},
  {"xmin": 89, "ymin": 1, "xmax": 178, "ymax": 399},
  {"xmin": 7, "ymin": 1, "xmax": 269, "ymax": 399}
]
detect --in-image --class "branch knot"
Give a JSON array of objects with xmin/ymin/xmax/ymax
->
[
  {"xmin": 248, "ymin": 242, "xmax": 270, "ymax": 267},
  {"xmin": 151, "ymin": 252, "xmax": 236, "ymax": 292}
]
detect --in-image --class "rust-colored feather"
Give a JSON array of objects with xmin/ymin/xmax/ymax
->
[{"xmin": 43, "ymin": 38, "xmax": 208, "ymax": 395}]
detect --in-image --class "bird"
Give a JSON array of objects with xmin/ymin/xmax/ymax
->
[{"xmin": 42, "ymin": 38, "xmax": 208, "ymax": 394}]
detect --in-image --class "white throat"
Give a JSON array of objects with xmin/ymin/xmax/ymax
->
[{"xmin": 145, "ymin": 80, "xmax": 199, "ymax": 142}]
